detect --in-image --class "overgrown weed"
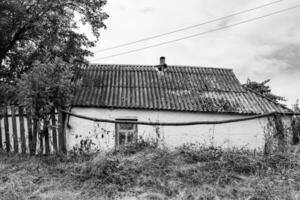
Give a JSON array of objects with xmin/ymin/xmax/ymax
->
[
  {"xmin": 71, "ymin": 142, "xmax": 300, "ymax": 198},
  {"xmin": 1, "ymin": 142, "xmax": 300, "ymax": 199}
]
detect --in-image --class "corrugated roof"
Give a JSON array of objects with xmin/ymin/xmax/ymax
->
[{"xmin": 72, "ymin": 64, "xmax": 290, "ymax": 115}]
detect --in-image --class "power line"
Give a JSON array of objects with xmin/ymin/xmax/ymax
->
[
  {"xmin": 91, "ymin": 5, "xmax": 300, "ymax": 62},
  {"xmin": 93, "ymin": 0, "xmax": 283, "ymax": 53}
]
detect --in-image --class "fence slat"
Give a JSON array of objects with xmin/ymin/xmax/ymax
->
[
  {"xmin": 58, "ymin": 109, "xmax": 66, "ymax": 153},
  {"xmin": 51, "ymin": 110, "xmax": 57, "ymax": 153},
  {"xmin": 32, "ymin": 119, "xmax": 38, "ymax": 155},
  {"xmin": 11, "ymin": 106, "xmax": 18, "ymax": 153},
  {"xmin": 19, "ymin": 107, "xmax": 26, "ymax": 154},
  {"xmin": 274, "ymin": 114, "xmax": 285, "ymax": 152},
  {"xmin": 0, "ymin": 108, "xmax": 2, "ymax": 150},
  {"xmin": 26, "ymin": 110, "xmax": 33, "ymax": 155},
  {"xmin": 39, "ymin": 131, "xmax": 44, "ymax": 155},
  {"xmin": 0, "ymin": 106, "xmax": 65, "ymax": 155},
  {"xmin": 58, "ymin": 109, "xmax": 63, "ymax": 152},
  {"xmin": 44, "ymin": 121, "xmax": 50, "ymax": 155},
  {"xmin": 3, "ymin": 107, "xmax": 10, "ymax": 152}
]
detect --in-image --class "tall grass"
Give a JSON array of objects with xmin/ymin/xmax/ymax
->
[
  {"xmin": 72, "ymin": 143, "xmax": 300, "ymax": 199},
  {"xmin": 0, "ymin": 142, "xmax": 299, "ymax": 199}
]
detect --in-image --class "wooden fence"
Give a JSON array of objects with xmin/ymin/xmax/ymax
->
[{"xmin": 0, "ymin": 105, "xmax": 66, "ymax": 155}]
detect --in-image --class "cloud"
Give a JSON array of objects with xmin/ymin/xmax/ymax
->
[
  {"xmin": 117, "ymin": 5, "xmax": 126, "ymax": 11},
  {"xmin": 262, "ymin": 43, "xmax": 300, "ymax": 73},
  {"xmin": 142, "ymin": 7, "xmax": 154, "ymax": 13},
  {"xmin": 90, "ymin": 0, "xmax": 300, "ymax": 106}
]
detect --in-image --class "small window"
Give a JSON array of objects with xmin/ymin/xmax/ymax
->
[{"xmin": 115, "ymin": 119, "xmax": 138, "ymax": 147}]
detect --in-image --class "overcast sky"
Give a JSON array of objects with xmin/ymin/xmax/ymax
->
[{"xmin": 85, "ymin": 0, "xmax": 300, "ymax": 107}]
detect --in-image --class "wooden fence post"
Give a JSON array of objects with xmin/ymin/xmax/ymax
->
[
  {"xmin": 26, "ymin": 109, "xmax": 33, "ymax": 155},
  {"xmin": 11, "ymin": 105, "xmax": 18, "ymax": 153},
  {"xmin": 62, "ymin": 111, "xmax": 67, "ymax": 153},
  {"xmin": 3, "ymin": 106, "xmax": 10, "ymax": 152},
  {"xmin": 291, "ymin": 116, "xmax": 300, "ymax": 145},
  {"xmin": 32, "ymin": 118, "xmax": 38, "ymax": 155},
  {"xmin": 51, "ymin": 110, "xmax": 57, "ymax": 153},
  {"xmin": 19, "ymin": 107, "xmax": 26, "ymax": 154},
  {"xmin": 39, "ymin": 128, "xmax": 44, "ymax": 155},
  {"xmin": 44, "ymin": 120, "xmax": 50, "ymax": 155},
  {"xmin": 274, "ymin": 114, "xmax": 286, "ymax": 152},
  {"xmin": 58, "ymin": 108, "xmax": 66, "ymax": 153},
  {"xmin": 0, "ymin": 108, "xmax": 2, "ymax": 150}
]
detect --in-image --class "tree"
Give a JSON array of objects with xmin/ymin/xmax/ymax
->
[
  {"xmin": 0, "ymin": 83, "xmax": 16, "ymax": 105},
  {"xmin": 293, "ymin": 99, "xmax": 300, "ymax": 113},
  {"xmin": 0, "ymin": 0, "xmax": 108, "ymax": 83},
  {"xmin": 17, "ymin": 58, "xmax": 77, "ymax": 118},
  {"xmin": 243, "ymin": 79, "xmax": 286, "ymax": 103},
  {"xmin": 16, "ymin": 58, "xmax": 80, "ymax": 154}
]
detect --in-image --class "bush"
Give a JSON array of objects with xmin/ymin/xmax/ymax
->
[
  {"xmin": 67, "ymin": 143, "xmax": 300, "ymax": 198},
  {"xmin": 114, "ymin": 138, "xmax": 159, "ymax": 155},
  {"xmin": 176, "ymin": 144, "xmax": 223, "ymax": 163},
  {"xmin": 263, "ymin": 152, "xmax": 297, "ymax": 171}
]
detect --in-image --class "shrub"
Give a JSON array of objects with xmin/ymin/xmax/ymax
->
[
  {"xmin": 176, "ymin": 144, "xmax": 223, "ymax": 163},
  {"xmin": 114, "ymin": 138, "xmax": 159, "ymax": 155},
  {"xmin": 69, "ymin": 143, "xmax": 299, "ymax": 198}
]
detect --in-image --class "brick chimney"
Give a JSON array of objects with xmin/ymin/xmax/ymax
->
[
  {"xmin": 157, "ymin": 56, "xmax": 167, "ymax": 71},
  {"xmin": 160, "ymin": 56, "xmax": 165, "ymax": 65}
]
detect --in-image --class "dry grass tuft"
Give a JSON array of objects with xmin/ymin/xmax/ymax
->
[{"xmin": 0, "ymin": 143, "xmax": 300, "ymax": 199}]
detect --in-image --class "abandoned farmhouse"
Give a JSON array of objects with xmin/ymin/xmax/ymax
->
[{"xmin": 66, "ymin": 57, "xmax": 292, "ymax": 151}]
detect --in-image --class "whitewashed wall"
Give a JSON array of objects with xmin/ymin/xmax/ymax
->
[{"xmin": 66, "ymin": 107, "xmax": 292, "ymax": 151}]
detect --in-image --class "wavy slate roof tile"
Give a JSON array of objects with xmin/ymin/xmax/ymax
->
[{"xmin": 72, "ymin": 64, "xmax": 290, "ymax": 115}]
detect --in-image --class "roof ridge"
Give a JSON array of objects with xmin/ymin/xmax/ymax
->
[{"xmin": 88, "ymin": 63, "xmax": 232, "ymax": 71}]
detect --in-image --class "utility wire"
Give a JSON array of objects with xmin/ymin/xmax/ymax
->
[
  {"xmin": 91, "ymin": 4, "xmax": 300, "ymax": 62},
  {"xmin": 93, "ymin": 0, "xmax": 283, "ymax": 53}
]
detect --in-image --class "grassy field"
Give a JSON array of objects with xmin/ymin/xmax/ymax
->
[{"xmin": 0, "ymin": 143, "xmax": 300, "ymax": 200}]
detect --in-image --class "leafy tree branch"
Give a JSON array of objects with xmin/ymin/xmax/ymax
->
[{"xmin": 0, "ymin": 0, "xmax": 108, "ymax": 83}]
